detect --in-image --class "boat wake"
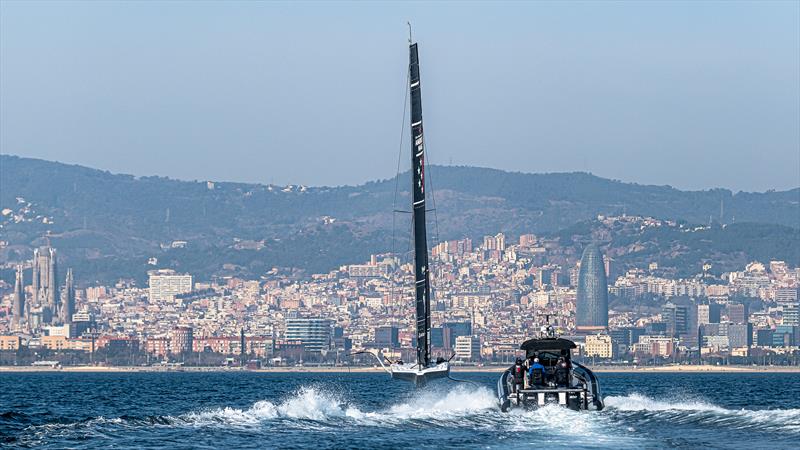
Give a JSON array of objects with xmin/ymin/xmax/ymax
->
[
  {"xmin": 181, "ymin": 384, "xmax": 499, "ymax": 427},
  {"xmin": 604, "ymin": 393, "xmax": 800, "ymax": 434},
  {"xmin": 12, "ymin": 388, "xmax": 800, "ymax": 448}
]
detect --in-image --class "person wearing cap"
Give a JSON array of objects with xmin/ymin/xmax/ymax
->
[{"xmin": 528, "ymin": 357, "xmax": 546, "ymax": 387}]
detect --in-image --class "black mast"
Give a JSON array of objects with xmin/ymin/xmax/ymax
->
[{"xmin": 409, "ymin": 41, "xmax": 431, "ymax": 368}]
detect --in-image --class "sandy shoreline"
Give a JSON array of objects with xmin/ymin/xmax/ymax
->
[{"xmin": 1, "ymin": 365, "xmax": 798, "ymax": 374}]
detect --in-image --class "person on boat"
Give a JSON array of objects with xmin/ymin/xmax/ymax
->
[
  {"xmin": 555, "ymin": 357, "xmax": 570, "ymax": 387},
  {"xmin": 528, "ymin": 357, "xmax": 546, "ymax": 386},
  {"xmin": 512, "ymin": 358, "xmax": 525, "ymax": 393}
]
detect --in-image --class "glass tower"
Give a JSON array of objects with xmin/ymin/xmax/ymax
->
[{"xmin": 576, "ymin": 244, "xmax": 609, "ymax": 331}]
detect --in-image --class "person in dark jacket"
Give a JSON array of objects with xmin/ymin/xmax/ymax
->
[
  {"xmin": 555, "ymin": 357, "xmax": 570, "ymax": 387},
  {"xmin": 512, "ymin": 358, "xmax": 525, "ymax": 393}
]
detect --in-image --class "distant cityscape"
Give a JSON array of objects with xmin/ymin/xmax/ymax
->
[{"xmin": 1, "ymin": 214, "xmax": 799, "ymax": 368}]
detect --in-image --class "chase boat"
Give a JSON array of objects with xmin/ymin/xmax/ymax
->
[{"xmin": 497, "ymin": 329, "xmax": 604, "ymax": 412}]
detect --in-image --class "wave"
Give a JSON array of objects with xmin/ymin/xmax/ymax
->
[
  {"xmin": 15, "ymin": 388, "xmax": 800, "ymax": 448},
  {"xmin": 181, "ymin": 384, "xmax": 497, "ymax": 427},
  {"xmin": 605, "ymin": 393, "xmax": 800, "ymax": 434}
]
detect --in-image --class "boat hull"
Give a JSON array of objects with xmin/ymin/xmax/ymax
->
[
  {"xmin": 497, "ymin": 363, "xmax": 604, "ymax": 412},
  {"xmin": 391, "ymin": 362, "xmax": 450, "ymax": 386}
]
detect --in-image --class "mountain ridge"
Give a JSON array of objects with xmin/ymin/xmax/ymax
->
[{"xmin": 1, "ymin": 154, "xmax": 798, "ymax": 283}]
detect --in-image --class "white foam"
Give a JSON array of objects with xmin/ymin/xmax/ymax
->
[
  {"xmin": 386, "ymin": 385, "xmax": 498, "ymax": 420},
  {"xmin": 276, "ymin": 387, "xmax": 358, "ymax": 421},
  {"xmin": 605, "ymin": 393, "xmax": 800, "ymax": 434},
  {"xmin": 181, "ymin": 387, "xmax": 359, "ymax": 426},
  {"xmin": 605, "ymin": 393, "xmax": 726, "ymax": 412}
]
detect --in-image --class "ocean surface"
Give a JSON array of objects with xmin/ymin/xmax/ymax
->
[{"xmin": 1, "ymin": 371, "xmax": 799, "ymax": 449}]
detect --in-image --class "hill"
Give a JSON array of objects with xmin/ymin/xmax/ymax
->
[{"xmin": 1, "ymin": 155, "xmax": 798, "ymax": 283}]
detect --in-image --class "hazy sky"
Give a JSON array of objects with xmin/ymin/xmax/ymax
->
[{"xmin": 1, "ymin": 1, "xmax": 798, "ymax": 191}]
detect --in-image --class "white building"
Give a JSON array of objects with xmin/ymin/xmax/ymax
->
[
  {"xmin": 148, "ymin": 269, "xmax": 193, "ymax": 303},
  {"xmin": 585, "ymin": 334, "xmax": 614, "ymax": 358},
  {"xmin": 285, "ymin": 317, "xmax": 332, "ymax": 352},
  {"xmin": 454, "ymin": 335, "xmax": 481, "ymax": 361}
]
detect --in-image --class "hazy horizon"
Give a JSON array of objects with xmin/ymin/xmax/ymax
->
[
  {"xmin": 1, "ymin": 1, "xmax": 798, "ymax": 191},
  {"xmin": 4, "ymin": 152, "xmax": 799, "ymax": 194}
]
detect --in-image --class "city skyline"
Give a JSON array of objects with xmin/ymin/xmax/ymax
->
[
  {"xmin": 2, "ymin": 2, "xmax": 798, "ymax": 191},
  {"xmin": 2, "ymin": 224, "xmax": 798, "ymax": 367},
  {"xmin": 1, "ymin": 2, "xmax": 798, "ymax": 447}
]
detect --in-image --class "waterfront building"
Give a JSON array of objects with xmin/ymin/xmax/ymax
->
[
  {"xmin": 662, "ymin": 302, "xmax": 691, "ymax": 337},
  {"xmin": 728, "ymin": 323, "xmax": 753, "ymax": 348},
  {"xmin": 146, "ymin": 337, "xmax": 170, "ymax": 357},
  {"xmin": 285, "ymin": 317, "xmax": 332, "ymax": 353},
  {"xmin": 454, "ymin": 335, "xmax": 481, "ymax": 361},
  {"xmin": 170, "ymin": 327, "xmax": 194, "ymax": 354},
  {"xmin": 576, "ymin": 244, "xmax": 609, "ymax": 332},
  {"xmin": 0, "ymin": 335, "xmax": 22, "ymax": 351},
  {"xmin": 585, "ymin": 334, "xmax": 614, "ymax": 358},
  {"xmin": 634, "ymin": 335, "xmax": 674, "ymax": 357}
]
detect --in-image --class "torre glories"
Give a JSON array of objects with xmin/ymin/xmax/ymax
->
[{"xmin": 576, "ymin": 244, "xmax": 609, "ymax": 332}]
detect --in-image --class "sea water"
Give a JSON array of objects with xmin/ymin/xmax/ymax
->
[{"xmin": 1, "ymin": 371, "xmax": 798, "ymax": 449}]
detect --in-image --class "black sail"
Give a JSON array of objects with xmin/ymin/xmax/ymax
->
[{"xmin": 409, "ymin": 43, "xmax": 431, "ymax": 368}]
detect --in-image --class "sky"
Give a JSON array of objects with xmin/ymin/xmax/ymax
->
[{"xmin": 1, "ymin": 1, "xmax": 798, "ymax": 192}]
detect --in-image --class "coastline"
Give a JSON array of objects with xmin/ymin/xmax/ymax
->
[{"xmin": 1, "ymin": 365, "xmax": 798, "ymax": 374}]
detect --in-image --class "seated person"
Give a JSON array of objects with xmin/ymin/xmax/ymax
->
[
  {"xmin": 555, "ymin": 357, "xmax": 570, "ymax": 387},
  {"xmin": 528, "ymin": 357, "xmax": 546, "ymax": 387}
]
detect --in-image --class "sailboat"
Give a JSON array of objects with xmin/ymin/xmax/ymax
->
[{"xmin": 382, "ymin": 36, "xmax": 450, "ymax": 386}]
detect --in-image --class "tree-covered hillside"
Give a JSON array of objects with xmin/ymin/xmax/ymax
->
[{"xmin": 1, "ymin": 155, "xmax": 797, "ymax": 283}]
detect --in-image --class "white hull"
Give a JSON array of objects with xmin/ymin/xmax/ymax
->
[{"xmin": 390, "ymin": 362, "xmax": 450, "ymax": 385}]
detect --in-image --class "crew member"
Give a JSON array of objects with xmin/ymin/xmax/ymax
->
[
  {"xmin": 512, "ymin": 358, "xmax": 525, "ymax": 393},
  {"xmin": 555, "ymin": 357, "xmax": 570, "ymax": 387},
  {"xmin": 528, "ymin": 357, "xmax": 546, "ymax": 387}
]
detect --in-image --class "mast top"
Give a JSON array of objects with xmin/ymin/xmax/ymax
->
[{"xmin": 407, "ymin": 22, "xmax": 412, "ymax": 44}]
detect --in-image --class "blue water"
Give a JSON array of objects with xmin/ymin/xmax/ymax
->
[{"xmin": 1, "ymin": 371, "xmax": 798, "ymax": 449}]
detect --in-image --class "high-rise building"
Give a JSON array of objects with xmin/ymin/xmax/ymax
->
[
  {"xmin": 12, "ymin": 265, "xmax": 24, "ymax": 328},
  {"xmin": 784, "ymin": 305, "xmax": 799, "ymax": 326},
  {"xmin": 662, "ymin": 302, "xmax": 690, "ymax": 337},
  {"xmin": 61, "ymin": 268, "xmax": 76, "ymax": 324},
  {"xmin": 375, "ymin": 326, "xmax": 399, "ymax": 347},
  {"xmin": 285, "ymin": 317, "xmax": 332, "ymax": 352},
  {"xmin": 610, "ymin": 327, "xmax": 645, "ymax": 347},
  {"xmin": 728, "ymin": 323, "xmax": 753, "ymax": 348},
  {"xmin": 727, "ymin": 303, "xmax": 749, "ymax": 324},
  {"xmin": 482, "ymin": 233, "xmax": 506, "ymax": 251},
  {"xmin": 443, "ymin": 321, "xmax": 472, "ymax": 347},
  {"xmin": 148, "ymin": 269, "xmax": 193, "ymax": 303},
  {"xmin": 697, "ymin": 303, "xmax": 722, "ymax": 325},
  {"xmin": 576, "ymin": 244, "xmax": 609, "ymax": 331},
  {"xmin": 170, "ymin": 326, "xmax": 194, "ymax": 354},
  {"xmin": 454, "ymin": 335, "xmax": 481, "ymax": 361}
]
